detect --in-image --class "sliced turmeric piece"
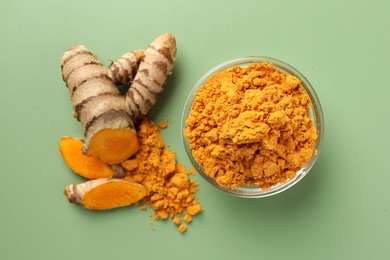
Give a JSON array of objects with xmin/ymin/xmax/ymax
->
[
  {"xmin": 64, "ymin": 178, "xmax": 146, "ymax": 210},
  {"xmin": 59, "ymin": 136, "xmax": 114, "ymax": 179}
]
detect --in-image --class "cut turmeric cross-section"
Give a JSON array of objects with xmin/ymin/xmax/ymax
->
[
  {"xmin": 64, "ymin": 178, "xmax": 146, "ymax": 210},
  {"xmin": 86, "ymin": 127, "xmax": 139, "ymax": 164},
  {"xmin": 59, "ymin": 136, "xmax": 114, "ymax": 179}
]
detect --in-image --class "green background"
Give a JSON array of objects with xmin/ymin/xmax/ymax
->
[{"xmin": 1, "ymin": 0, "xmax": 389, "ymax": 259}]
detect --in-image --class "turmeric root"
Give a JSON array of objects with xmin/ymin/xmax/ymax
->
[
  {"xmin": 64, "ymin": 178, "xmax": 146, "ymax": 210},
  {"xmin": 61, "ymin": 45, "xmax": 139, "ymax": 164},
  {"xmin": 126, "ymin": 33, "xmax": 177, "ymax": 119},
  {"xmin": 107, "ymin": 50, "xmax": 144, "ymax": 85},
  {"xmin": 59, "ymin": 136, "xmax": 114, "ymax": 179},
  {"xmin": 59, "ymin": 136, "xmax": 128, "ymax": 179}
]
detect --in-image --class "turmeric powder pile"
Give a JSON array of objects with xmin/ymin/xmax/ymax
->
[
  {"xmin": 122, "ymin": 118, "xmax": 202, "ymax": 232},
  {"xmin": 184, "ymin": 62, "xmax": 318, "ymax": 189}
]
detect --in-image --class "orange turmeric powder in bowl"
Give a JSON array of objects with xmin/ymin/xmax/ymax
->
[{"xmin": 182, "ymin": 57, "xmax": 324, "ymax": 198}]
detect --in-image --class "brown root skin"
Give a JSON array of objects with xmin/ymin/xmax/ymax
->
[
  {"xmin": 59, "ymin": 136, "xmax": 114, "ymax": 179},
  {"xmin": 126, "ymin": 33, "xmax": 177, "ymax": 120},
  {"xmin": 75, "ymin": 93, "xmax": 127, "ymax": 125},
  {"xmin": 64, "ymin": 178, "xmax": 146, "ymax": 210},
  {"xmin": 61, "ymin": 45, "xmax": 139, "ymax": 163},
  {"xmin": 109, "ymin": 164, "xmax": 128, "ymax": 178},
  {"xmin": 107, "ymin": 50, "xmax": 144, "ymax": 85},
  {"xmin": 71, "ymin": 75, "xmax": 115, "ymax": 110}
]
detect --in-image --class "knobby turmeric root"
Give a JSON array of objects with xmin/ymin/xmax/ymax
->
[
  {"xmin": 64, "ymin": 178, "xmax": 146, "ymax": 210},
  {"xmin": 61, "ymin": 45, "xmax": 139, "ymax": 164},
  {"xmin": 107, "ymin": 50, "xmax": 144, "ymax": 85},
  {"xmin": 126, "ymin": 33, "xmax": 177, "ymax": 119}
]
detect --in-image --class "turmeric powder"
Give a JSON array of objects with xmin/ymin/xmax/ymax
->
[
  {"xmin": 173, "ymin": 217, "xmax": 181, "ymax": 226},
  {"xmin": 184, "ymin": 62, "xmax": 317, "ymax": 190},
  {"xmin": 178, "ymin": 224, "xmax": 187, "ymax": 233},
  {"xmin": 122, "ymin": 118, "xmax": 202, "ymax": 232}
]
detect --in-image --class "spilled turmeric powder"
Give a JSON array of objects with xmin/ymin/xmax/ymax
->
[
  {"xmin": 184, "ymin": 62, "xmax": 317, "ymax": 189},
  {"xmin": 123, "ymin": 118, "xmax": 202, "ymax": 233}
]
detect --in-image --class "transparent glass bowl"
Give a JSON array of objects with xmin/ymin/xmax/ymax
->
[{"xmin": 181, "ymin": 56, "xmax": 324, "ymax": 198}]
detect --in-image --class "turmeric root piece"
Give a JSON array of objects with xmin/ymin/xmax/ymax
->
[
  {"xmin": 64, "ymin": 178, "xmax": 146, "ymax": 210},
  {"xmin": 61, "ymin": 45, "xmax": 139, "ymax": 163},
  {"xmin": 126, "ymin": 33, "xmax": 177, "ymax": 119},
  {"xmin": 59, "ymin": 136, "xmax": 114, "ymax": 179},
  {"xmin": 86, "ymin": 127, "xmax": 139, "ymax": 164},
  {"xmin": 107, "ymin": 50, "xmax": 144, "ymax": 85}
]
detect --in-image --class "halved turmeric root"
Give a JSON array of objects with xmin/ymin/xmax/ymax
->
[
  {"xmin": 64, "ymin": 178, "xmax": 146, "ymax": 210},
  {"xmin": 59, "ymin": 136, "xmax": 114, "ymax": 179}
]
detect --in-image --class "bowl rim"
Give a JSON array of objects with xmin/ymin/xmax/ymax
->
[{"xmin": 181, "ymin": 56, "xmax": 324, "ymax": 198}]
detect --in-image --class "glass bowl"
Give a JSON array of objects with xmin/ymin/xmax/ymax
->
[{"xmin": 181, "ymin": 56, "xmax": 324, "ymax": 198}]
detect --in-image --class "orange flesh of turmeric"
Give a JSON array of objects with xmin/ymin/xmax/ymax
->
[
  {"xmin": 83, "ymin": 181, "xmax": 146, "ymax": 210},
  {"xmin": 59, "ymin": 136, "xmax": 114, "ymax": 179},
  {"xmin": 86, "ymin": 128, "xmax": 139, "ymax": 164}
]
